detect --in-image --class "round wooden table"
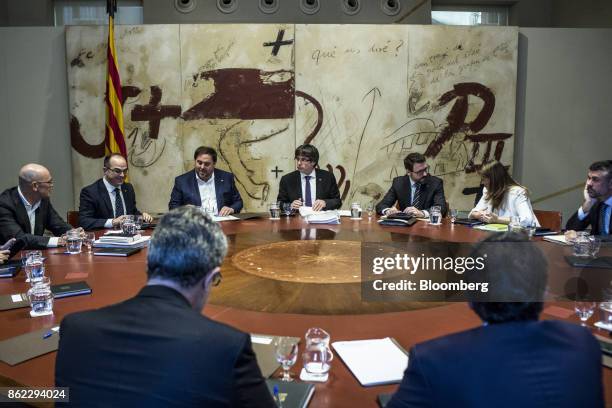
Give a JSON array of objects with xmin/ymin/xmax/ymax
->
[{"xmin": 0, "ymin": 216, "xmax": 610, "ymax": 407}]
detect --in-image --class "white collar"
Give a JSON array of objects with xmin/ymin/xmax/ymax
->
[
  {"xmin": 17, "ymin": 186, "xmax": 40, "ymax": 209},
  {"xmin": 196, "ymin": 171, "xmax": 215, "ymax": 184},
  {"xmin": 300, "ymin": 170, "xmax": 316, "ymax": 179},
  {"xmin": 103, "ymin": 177, "xmax": 122, "ymax": 193}
]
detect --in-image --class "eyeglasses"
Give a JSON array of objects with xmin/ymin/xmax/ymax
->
[
  {"xmin": 296, "ymin": 157, "xmax": 313, "ymax": 163},
  {"xmin": 106, "ymin": 167, "xmax": 128, "ymax": 175},
  {"xmin": 409, "ymin": 166, "xmax": 428, "ymax": 176},
  {"xmin": 35, "ymin": 180, "xmax": 54, "ymax": 186},
  {"xmin": 212, "ymin": 271, "xmax": 222, "ymax": 287}
]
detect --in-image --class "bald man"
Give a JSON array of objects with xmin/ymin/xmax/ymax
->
[{"xmin": 0, "ymin": 164, "xmax": 72, "ymax": 249}]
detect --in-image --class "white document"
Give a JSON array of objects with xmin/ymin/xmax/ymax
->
[
  {"xmin": 250, "ymin": 334, "xmax": 273, "ymax": 345},
  {"xmin": 211, "ymin": 215, "xmax": 240, "ymax": 222},
  {"xmin": 94, "ymin": 236, "xmax": 151, "ymax": 248},
  {"xmin": 298, "ymin": 206, "xmax": 315, "ymax": 217},
  {"xmin": 337, "ymin": 210, "xmax": 352, "ymax": 217},
  {"xmin": 11, "ymin": 294, "xmax": 22, "ymax": 303},
  {"xmin": 543, "ymin": 234, "xmax": 570, "ymax": 245},
  {"xmin": 305, "ymin": 211, "xmax": 340, "ymax": 224},
  {"xmin": 332, "ymin": 337, "xmax": 409, "ymax": 386}
]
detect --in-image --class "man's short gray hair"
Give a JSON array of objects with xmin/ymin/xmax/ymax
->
[{"xmin": 147, "ymin": 206, "xmax": 228, "ymax": 288}]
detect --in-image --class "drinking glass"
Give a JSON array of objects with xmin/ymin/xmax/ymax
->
[
  {"xmin": 508, "ymin": 216, "xmax": 522, "ymax": 233},
  {"xmin": 25, "ymin": 257, "xmax": 45, "ymax": 283},
  {"xmin": 281, "ymin": 202, "xmax": 293, "ymax": 217},
  {"xmin": 269, "ymin": 202, "xmax": 280, "ymax": 220},
  {"xmin": 521, "ymin": 220, "xmax": 536, "ymax": 238},
  {"xmin": 84, "ymin": 232, "xmax": 96, "ymax": 253},
  {"xmin": 449, "ymin": 209, "xmax": 458, "ymax": 223},
  {"xmin": 366, "ymin": 203, "xmax": 374, "ymax": 220},
  {"xmin": 66, "ymin": 229, "xmax": 83, "ymax": 254},
  {"xmin": 134, "ymin": 215, "xmax": 144, "ymax": 231},
  {"xmin": 303, "ymin": 327, "xmax": 333, "ymax": 380},
  {"xmin": 274, "ymin": 337, "xmax": 299, "ymax": 382},
  {"xmin": 589, "ymin": 236, "xmax": 601, "ymax": 258},
  {"xmin": 350, "ymin": 203, "xmax": 362, "ymax": 219},
  {"xmin": 429, "ymin": 206, "xmax": 442, "ymax": 225},
  {"xmin": 575, "ymin": 301, "xmax": 596, "ymax": 326},
  {"xmin": 28, "ymin": 278, "xmax": 53, "ymax": 316},
  {"xmin": 121, "ymin": 215, "xmax": 137, "ymax": 235},
  {"xmin": 572, "ymin": 231, "xmax": 591, "ymax": 257}
]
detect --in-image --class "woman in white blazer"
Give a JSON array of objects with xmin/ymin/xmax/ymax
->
[{"xmin": 469, "ymin": 161, "xmax": 540, "ymax": 227}]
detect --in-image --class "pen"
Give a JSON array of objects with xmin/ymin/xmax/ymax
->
[
  {"xmin": 273, "ymin": 385, "xmax": 282, "ymax": 408},
  {"xmin": 42, "ymin": 331, "xmax": 54, "ymax": 339}
]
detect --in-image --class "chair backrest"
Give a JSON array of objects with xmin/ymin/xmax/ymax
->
[
  {"xmin": 533, "ymin": 209, "xmax": 562, "ymax": 231},
  {"xmin": 67, "ymin": 210, "xmax": 79, "ymax": 228}
]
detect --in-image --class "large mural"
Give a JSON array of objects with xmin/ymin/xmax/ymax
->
[{"xmin": 67, "ymin": 24, "xmax": 518, "ymax": 213}]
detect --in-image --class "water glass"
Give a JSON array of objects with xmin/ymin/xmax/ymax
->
[
  {"xmin": 28, "ymin": 279, "xmax": 54, "ymax": 316},
  {"xmin": 201, "ymin": 199, "xmax": 216, "ymax": 216},
  {"xmin": 575, "ymin": 301, "xmax": 596, "ymax": 325},
  {"xmin": 274, "ymin": 337, "xmax": 299, "ymax": 382},
  {"xmin": 350, "ymin": 203, "xmax": 362, "ymax": 219},
  {"xmin": 303, "ymin": 327, "xmax": 333, "ymax": 380},
  {"xmin": 25, "ymin": 258, "xmax": 45, "ymax": 283},
  {"xmin": 449, "ymin": 209, "xmax": 458, "ymax": 223},
  {"xmin": 521, "ymin": 221, "xmax": 536, "ymax": 238},
  {"xmin": 21, "ymin": 250, "xmax": 42, "ymax": 267},
  {"xmin": 366, "ymin": 203, "xmax": 374, "ymax": 220},
  {"xmin": 65, "ymin": 229, "xmax": 83, "ymax": 254},
  {"xmin": 134, "ymin": 215, "xmax": 144, "ymax": 231},
  {"xmin": 121, "ymin": 216, "xmax": 137, "ymax": 235},
  {"xmin": 589, "ymin": 236, "xmax": 601, "ymax": 258},
  {"xmin": 429, "ymin": 206, "xmax": 442, "ymax": 225},
  {"xmin": 84, "ymin": 232, "xmax": 96, "ymax": 253},
  {"xmin": 281, "ymin": 202, "xmax": 293, "ymax": 217},
  {"xmin": 269, "ymin": 202, "xmax": 281, "ymax": 220},
  {"xmin": 508, "ymin": 216, "xmax": 522, "ymax": 233},
  {"xmin": 572, "ymin": 231, "xmax": 592, "ymax": 257}
]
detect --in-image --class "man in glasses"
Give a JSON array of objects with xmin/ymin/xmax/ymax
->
[
  {"xmin": 78, "ymin": 154, "xmax": 153, "ymax": 230},
  {"xmin": 56, "ymin": 206, "xmax": 275, "ymax": 407},
  {"xmin": 277, "ymin": 144, "xmax": 342, "ymax": 211},
  {"xmin": 0, "ymin": 163, "xmax": 72, "ymax": 249},
  {"xmin": 376, "ymin": 152, "xmax": 447, "ymax": 217}
]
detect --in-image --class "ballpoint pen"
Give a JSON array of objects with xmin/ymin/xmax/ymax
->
[
  {"xmin": 273, "ymin": 385, "xmax": 283, "ymax": 408},
  {"xmin": 42, "ymin": 331, "xmax": 54, "ymax": 339}
]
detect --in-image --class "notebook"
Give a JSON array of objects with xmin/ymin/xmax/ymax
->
[
  {"xmin": 332, "ymin": 337, "xmax": 409, "ymax": 386},
  {"xmin": 565, "ymin": 256, "xmax": 612, "ymax": 269},
  {"xmin": 93, "ymin": 247, "xmax": 142, "ymax": 257},
  {"xmin": 266, "ymin": 380, "xmax": 315, "ymax": 408},
  {"xmin": 0, "ymin": 259, "xmax": 21, "ymax": 278}
]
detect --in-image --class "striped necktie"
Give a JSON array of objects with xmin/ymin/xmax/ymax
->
[
  {"xmin": 599, "ymin": 203, "xmax": 610, "ymax": 235},
  {"xmin": 114, "ymin": 188, "xmax": 124, "ymax": 217},
  {"xmin": 412, "ymin": 183, "xmax": 422, "ymax": 209}
]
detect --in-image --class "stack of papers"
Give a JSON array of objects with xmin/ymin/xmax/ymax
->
[
  {"xmin": 94, "ymin": 236, "xmax": 151, "ymax": 249},
  {"xmin": 542, "ymin": 234, "xmax": 570, "ymax": 245},
  {"xmin": 305, "ymin": 211, "xmax": 340, "ymax": 225},
  {"xmin": 332, "ymin": 337, "xmax": 409, "ymax": 386},
  {"xmin": 473, "ymin": 223, "xmax": 509, "ymax": 232},
  {"xmin": 211, "ymin": 215, "xmax": 239, "ymax": 222},
  {"xmin": 99, "ymin": 233, "xmax": 142, "ymax": 244}
]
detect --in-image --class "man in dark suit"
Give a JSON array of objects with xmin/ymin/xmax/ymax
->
[
  {"xmin": 277, "ymin": 144, "xmax": 342, "ymax": 211},
  {"xmin": 169, "ymin": 146, "xmax": 243, "ymax": 215},
  {"xmin": 0, "ymin": 163, "xmax": 72, "ymax": 249},
  {"xmin": 78, "ymin": 154, "xmax": 153, "ymax": 230},
  {"xmin": 56, "ymin": 206, "xmax": 275, "ymax": 407},
  {"xmin": 566, "ymin": 160, "xmax": 611, "ymax": 236},
  {"xmin": 376, "ymin": 152, "xmax": 447, "ymax": 217},
  {"xmin": 387, "ymin": 233, "xmax": 604, "ymax": 408}
]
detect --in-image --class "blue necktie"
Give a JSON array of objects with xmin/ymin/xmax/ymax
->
[
  {"xmin": 304, "ymin": 176, "xmax": 312, "ymax": 207},
  {"xmin": 600, "ymin": 203, "xmax": 610, "ymax": 235},
  {"xmin": 114, "ymin": 188, "xmax": 124, "ymax": 217}
]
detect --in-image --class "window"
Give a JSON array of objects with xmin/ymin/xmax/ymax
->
[
  {"xmin": 432, "ymin": 6, "xmax": 509, "ymax": 26},
  {"xmin": 54, "ymin": 0, "xmax": 143, "ymax": 26}
]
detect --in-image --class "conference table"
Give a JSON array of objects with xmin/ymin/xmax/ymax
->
[{"xmin": 1, "ymin": 215, "xmax": 611, "ymax": 407}]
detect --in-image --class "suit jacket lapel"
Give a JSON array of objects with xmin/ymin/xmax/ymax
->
[
  {"xmin": 214, "ymin": 169, "xmax": 223, "ymax": 209},
  {"xmin": 191, "ymin": 171, "xmax": 202, "ymax": 207},
  {"xmin": 34, "ymin": 203, "xmax": 45, "ymax": 235},
  {"xmin": 98, "ymin": 179, "xmax": 114, "ymax": 218},
  {"xmin": 11, "ymin": 189, "xmax": 32, "ymax": 233}
]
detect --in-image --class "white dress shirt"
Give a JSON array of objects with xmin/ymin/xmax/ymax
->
[
  {"xmin": 102, "ymin": 178, "xmax": 127, "ymax": 229},
  {"xmin": 17, "ymin": 186, "xmax": 59, "ymax": 247},
  {"xmin": 197, "ymin": 173, "xmax": 218, "ymax": 215},
  {"xmin": 577, "ymin": 196, "xmax": 612, "ymax": 234},
  {"xmin": 300, "ymin": 170, "xmax": 317, "ymax": 206},
  {"xmin": 469, "ymin": 186, "xmax": 540, "ymax": 227}
]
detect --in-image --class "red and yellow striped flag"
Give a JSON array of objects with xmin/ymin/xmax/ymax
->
[{"xmin": 104, "ymin": 0, "xmax": 127, "ymax": 161}]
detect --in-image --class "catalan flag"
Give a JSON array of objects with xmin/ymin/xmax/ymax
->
[{"xmin": 104, "ymin": 0, "xmax": 127, "ymax": 161}]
